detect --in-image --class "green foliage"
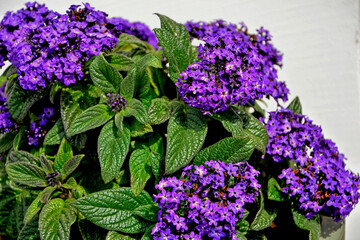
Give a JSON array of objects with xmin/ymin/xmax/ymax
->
[
  {"xmin": 292, "ymin": 209, "xmax": 321, "ymax": 240},
  {"xmin": 287, "ymin": 96, "xmax": 302, "ymax": 114}
]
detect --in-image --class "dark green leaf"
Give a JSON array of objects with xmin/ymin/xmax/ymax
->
[
  {"xmin": 6, "ymin": 162, "xmax": 47, "ymax": 187},
  {"xmin": 78, "ymin": 219, "xmax": 108, "ymax": 240},
  {"xmin": 287, "ymin": 96, "xmax": 302, "ymax": 115},
  {"xmin": 150, "ymin": 152, "xmax": 164, "ymax": 183},
  {"xmin": 0, "ymin": 64, "xmax": 16, "ymax": 86},
  {"xmin": 268, "ymin": 178, "xmax": 287, "ymax": 202},
  {"xmin": 292, "ymin": 209, "xmax": 321, "ymax": 240},
  {"xmin": 250, "ymin": 192, "xmax": 277, "ymax": 231},
  {"xmin": 141, "ymin": 225, "xmax": 155, "ymax": 240},
  {"xmin": 24, "ymin": 194, "xmax": 43, "ymax": 225},
  {"xmin": 72, "ymin": 188, "xmax": 153, "ymax": 234},
  {"xmin": 106, "ymin": 53, "xmax": 135, "ymax": 72},
  {"xmin": 106, "ymin": 231, "xmax": 136, "ymax": 240},
  {"xmin": 148, "ymin": 133, "xmax": 164, "ymax": 156},
  {"xmin": 90, "ymin": 53, "xmax": 123, "ymax": 94},
  {"xmin": 130, "ymin": 119, "xmax": 153, "ymax": 137},
  {"xmin": 54, "ymin": 138, "xmax": 73, "ymax": 172},
  {"xmin": 193, "ymin": 136, "xmax": 255, "ymax": 166},
  {"xmin": 114, "ymin": 111, "xmax": 125, "ymax": 131},
  {"xmin": 18, "ymin": 214, "xmax": 40, "ymax": 240},
  {"xmin": 124, "ymin": 98, "xmax": 148, "ymax": 124},
  {"xmin": 40, "ymin": 186, "xmax": 57, "ymax": 203},
  {"xmin": 165, "ymin": 105, "xmax": 207, "ymax": 174},
  {"xmin": 40, "ymin": 154, "xmax": 53, "ymax": 174},
  {"xmin": 98, "ymin": 121, "xmax": 130, "ymax": 183},
  {"xmin": 68, "ymin": 104, "xmax": 114, "ymax": 137},
  {"xmin": 133, "ymin": 204, "xmax": 159, "ymax": 222},
  {"xmin": 0, "ymin": 131, "xmax": 17, "ymax": 153},
  {"xmin": 61, "ymin": 154, "xmax": 84, "ymax": 180},
  {"xmin": 129, "ymin": 147, "xmax": 152, "ymax": 196},
  {"xmin": 7, "ymin": 150, "xmax": 38, "ymax": 164},
  {"xmin": 44, "ymin": 119, "xmax": 66, "ymax": 145},
  {"xmin": 39, "ymin": 198, "xmax": 75, "ymax": 240},
  {"xmin": 116, "ymin": 33, "xmax": 148, "ymax": 50},
  {"xmin": 148, "ymin": 98, "xmax": 171, "ymax": 125},
  {"xmin": 12, "ymin": 126, "xmax": 25, "ymax": 151}
]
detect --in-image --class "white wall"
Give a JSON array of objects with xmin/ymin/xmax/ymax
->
[{"xmin": 1, "ymin": 0, "xmax": 359, "ymax": 239}]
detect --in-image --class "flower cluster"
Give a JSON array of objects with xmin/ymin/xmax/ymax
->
[
  {"xmin": 152, "ymin": 160, "xmax": 260, "ymax": 239},
  {"xmin": 46, "ymin": 172, "xmax": 60, "ymax": 186},
  {"xmin": 25, "ymin": 106, "xmax": 56, "ymax": 146},
  {"xmin": 0, "ymin": 2, "xmax": 157, "ymax": 90},
  {"xmin": 106, "ymin": 93, "xmax": 128, "ymax": 112},
  {"xmin": 0, "ymin": 84, "xmax": 17, "ymax": 134},
  {"xmin": 263, "ymin": 109, "xmax": 360, "ymax": 220},
  {"xmin": 176, "ymin": 20, "xmax": 288, "ymax": 114}
]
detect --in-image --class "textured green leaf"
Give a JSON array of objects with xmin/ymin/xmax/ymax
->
[
  {"xmin": 124, "ymin": 98, "xmax": 147, "ymax": 124},
  {"xmin": 129, "ymin": 147, "xmax": 152, "ymax": 196},
  {"xmin": 268, "ymin": 178, "xmax": 287, "ymax": 202},
  {"xmin": 193, "ymin": 136, "xmax": 255, "ymax": 166},
  {"xmin": 40, "ymin": 154, "xmax": 53, "ymax": 174},
  {"xmin": 165, "ymin": 105, "xmax": 207, "ymax": 174},
  {"xmin": 98, "ymin": 121, "xmax": 130, "ymax": 183},
  {"xmin": 141, "ymin": 225, "xmax": 155, "ymax": 240},
  {"xmin": 106, "ymin": 231, "xmax": 136, "ymax": 240},
  {"xmin": 18, "ymin": 214, "xmax": 40, "ymax": 240},
  {"xmin": 7, "ymin": 81, "xmax": 46, "ymax": 121},
  {"xmin": 40, "ymin": 186, "xmax": 57, "ymax": 203},
  {"xmin": 44, "ymin": 119, "xmax": 66, "ymax": 145},
  {"xmin": 130, "ymin": 119, "xmax": 153, "ymax": 137},
  {"xmin": 150, "ymin": 152, "xmax": 164, "ymax": 183},
  {"xmin": 62, "ymin": 177, "xmax": 77, "ymax": 190},
  {"xmin": 106, "ymin": 53, "xmax": 135, "ymax": 72},
  {"xmin": 133, "ymin": 204, "xmax": 159, "ymax": 222},
  {"xmin": 72, "ymin": 188, "xmax": 153, "ymax": 234},
  {"xmin": 90, "ymin": 53, "xmax": 123, "ymax": 94},
  {"xmin": 39, "ymin": 198, "xmax": 74, "ymax": 240},
  {"xmin": 148, "ymin": 133, "xmax": 164, "ymax": 156},
  {"xmin": 6, "ymin": 162, "xmax": 47, "ymax": 187},
  {"xmin": 68, "ymin": 104, "xmax": 114, "ymax": 137},
  {"xmin": 12, "ymin": 127, "xmax": 25, "ymax": 151},
  {"xmin": 292, "ymin": 209, "xmax": 321, "ymax": 240},
  {"xmin": 54, "ymin": 138, "xmax": 73, "ymax": 172},
  {"xmin": 24, "ymin": 194, "xmax": 43, "ymax": 225},
  {"xmin": 287, "ymin": 96, "xmax": 302, "ymax": 114},
  {"xmin": 116, "ymin": 33, "xmax": 148, "ymax": 50},
  {"xmin": 61, "ymin": 155, "xmax": 84, "ymax": 180},
  {"xmin": 0, "ymin": 131, "xmax": 17, "ymax": 153},
  {"xmin": 147, "ymin": 98, "xmax": 171, "ymax": 125},
  {"xmin": 114, "ymin": 111, "xmax": 125, "ymax": 131},
  {"xmin": 7, "ymin": 150, "xmax": 38, "ymax": 164},
  {"xmin": 0, "ymin": 64, "xmax": 16, "ymax": 86},
  {"xmin": 250, "ymin": 192, "xmax": 277, "ymax": 231}
]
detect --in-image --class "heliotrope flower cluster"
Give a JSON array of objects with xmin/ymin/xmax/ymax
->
[
  {"xmin": 262, "ymin": 109, "xmax": 360, "ymax": 221},
  {"xmin": 0, "ymin": 2, "xmax": 157, "ymax": 90},
  {"xmin": 176, "ymin": 20, "xmax": 288, "ymax": 114},
  {"xmin": 0, "ymin": 84, "xmax": 17, "ymax": 134},
  {"xmin": 106, "ymin": 93, "xmax": 128, "ymax": 112},
  {"xmin": 25, "ymin": 106, "xmax": 56, "ymax": 146},
  {"xmin": 152, "ymin": 160, "xmax": 260, "ymax": 239}
]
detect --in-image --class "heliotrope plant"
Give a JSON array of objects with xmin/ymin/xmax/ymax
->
[{"xmin": 0, "ymin": 2, "xmax": 359, "ymax": 240}]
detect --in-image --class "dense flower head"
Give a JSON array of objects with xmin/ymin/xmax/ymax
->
[
  {"xmin": 25, "ymin": 106, "xmax": 56, "ymax": 146},
  {"xmin": 0, "ymin": 2, "xmax": 157, "ymax": 90},
  {"xmin": 106, "ymin": 93, "xmax": 127, "ymax": 112},
  {"xmin": 46, "ymin": 171, "xmax": 60, "ymax": 186},
  {"xmin": 262, "ymin": 109, "xmax": 360, "ymax": 221},
  {"xmin": 0, "ymin": 83, "xmax": 17, "ymax": 134},
  {"xmin": 176, "ymin": 20, "xmax": 288, "ymax": 114},
  {"xmin": 152, "ymin": 160, "xmax": 260, "ymax": 239}
]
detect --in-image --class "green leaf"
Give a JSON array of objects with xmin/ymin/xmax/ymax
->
[
  {"xmin": 6, "ymin": 162, "xmax": 47, "ymax": 187},
  {"xmin": 61, "ymin": 154, "xmax": 84, "ymax": 180},
  {"xmin": 133, "ymin": 204, "xmax": 159, "ymax": 222},
  {"xmin": 72, "ymin": 188, "xmax": 153, "ymax": 234},
  {"xmin": 54, "ymin": 138, "xmax": 73, "ymax": 172},
  {"xmin": 147, "ymin": 98, "xmax": 171, "ymax": 125},
  {"xmin": 18, "ymin": 214, "xmax": 40, "ymax": 240},
  {"xmin": 98, "ymin": 121, "xmax": 130, "ymax": 183},
  {"xmin": 267, "ymin": 178, "xmax": 287, "ymax": 202},
  {"xmin": 130, "ymin": 120, "xmax": 153, "ymax": 137},
  {"xmin": 39, "ymin": 198, "xmax": 75, "ymax": 240},
  {"xmin": 165, "ymin": 105, "xmax": 207, "ymax": 174},
  {"xmin": 193, "ymin": 136, "xmax": 255, "ymax": 166},
  {"xmin": 44, "ymin": 119, "xmax": 66, "ymax": 145},
  {"xmin": 250, "ymin": 192, "xmax": 277, "ymax": 231},
  {"xmin": 60, "ymin": 85, "xmax": 99, "ymax": 137},
  {"xmin": 7, "ymin": 150, "xmax": 38, "ymax": 164},
  {"xmin": 116, "ymin": 33, "xmax": 148, "ymax": 50},
  {"xmin": 40, "ymin": 186, "xmax": 57, "ymax": 203},
  {"xmin": 150, "ymin": 152, "xmax": 164, "ymax": 183},
  {"xmin": 141, "ymin": 225, "xmax": 155, "ymax": 240},
  {"xmin": 24, "ymin": 194, "xmax": 43, "ymax": 225},
  {"xmin": 7, "ymin": 81, "xmax": 46, "ymax": 121},
  {"xmin": 292, "ymin": 209, "xmax": 321, "ymax": 240},
  {"xmin": 0, "ymin": 131, "xmax": 17, "ymax": 153},
  {"xmin": 124, "ymin": 98, "xmax": 148, "ymax": 124},
  {"xmin": 78, "ymin": 219, "xmax": 108, "ymax": 240},
  {"xmin": 106, "ymin": 53, "xmax": 135, "ymax": 72},
  {"xmin": 114, "ymin": 111, "xmax": 125, "ymax": 131},
  {"xmin": 68, "ymin": 104, "xmax": 114, "ymax": 137},
  {"xmin": 148, "ymin": 133, "xmax": 164, "ymax": 156},
  {"xmin": 287, "ymin": 96, "xmax": 302, "ymax": 114},
  {"xmin": 90, "ymin": 53, "xmax": 123, "ymax": 94},
  {"xmin": 62, "ymin": 177, "xmax": 77, "ymax": 190},
  {"xmin": 129, "ymin": 147, "xmax": 153, "ymax": 196},
  {"xmin": 40, "ymin": 154, "xmax": 53, "ymax": 174},
  {"xmin": 0, "ymin": 64, "xmax": 16, "ymax": 86},
  {"xmin": 106, "ymin": 231, "xmax": 136, "ymax": 240},
  {"xmin": 12, "ymin": 126, "xmax": 25, "ymax": 151}
]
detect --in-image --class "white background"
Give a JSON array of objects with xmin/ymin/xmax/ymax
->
[{"xmin": 0, "ymin": 0, "xmax": 359, "ymax": 239}]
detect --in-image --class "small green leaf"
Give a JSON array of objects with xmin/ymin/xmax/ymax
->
[
  {"xmin": 133, "ymin": 204, "xmax": 159, "ymax": 222},
  {"xmin": 165, "ymin": 105, "xmax": 207, "ymax": 174},
  {"xmin": 129, "ymin": 147, "xmax": 153, "ymax": 196},
  {"xmin": 0, "ymin": 131, "xmax": 17, "ymax": 153},
  {"xmin": 124, "ymin": 98, "xmax": 148, "ymax": 124},
  {"xmin": 68, "ymin": 104, "xmax": 114, "ymax": 137},
  {"xmin": 7, "ymin": 150, "xmax": 38, "ymax": 164},
  {"xmin": 147, "ymin": 98, "xmax": 171, "ymax": 125},
  {"xmin": 72, "ymin": 188, "xmax": 153, "ymax": 234},
  {"xmin": 268, "ymin": 178, "xmax": 287, "ymax": 202},
  {"xmin": 106, "ymin": 231, "xmax": 136, "ymax": 240},
  {"xmin": 61, "ymin": 154, "xmax": 84, "ymax": 180},
  {"xmin": 40, "ymin": 186, "xmax": 57, "ymax": 203},
  {"xmin": 116, "ymin": 33, "xmax": 148, "ymax": 50},
  {"xmin": 148, "ymin": 133, "xmax": 164, "ymax": 156},
  {"xmin": 130, "ymin": 119, "xmax": 153, "ymax": 137},
  {"xmin": 106, "ymin": 53, "xmax": 135, "ymax": 72},
  {"xmin": 193, "ymin": 136, "xmax": 255, "ymax": 166},
  {"xmin": 39, "ymin": 198, "xmax": 74, "ymax": 240},
  {"xmin": 292, "ymin": 209, "xmax": 321, "ymax": 240},
  {"xmin": 90, "ymin": 53, "xmax": 123, "ymax": 94},
  {"xmin": 287, "ymin": 96, "xmax": 302, "ymax": 114},
  {"xmin": 250, "ymin": 192, "xmax": 277, "ymax": 231},
  {"xmin": 54, "ymin": 138, "xmax": 73, "ymax": 172},
  {"xmin": 44, "ymin": 119, "xmax": 66, "ymax": 145},
  {"xmin": 62, "ymin": 177, "xmax": 77, "ymax": 190},
  {"xmin": 12, "ymin": 127, "xmax": 25, "ymax": 151},
  {"xmin": 141, "ymin": 225, "xmax": 155, "ymax": 240},
  {"xmin": 40, "ymin": 154, "xmax": 53, "ymax": 174},
  {"xmin": 114, "ymin": 111, "xmax": 125, "ymax": 131},
  {"xmin": 98, "ymin": 121, "xmax": 130, "ymax": 183},
  {"xmin": 24, "ymin": 194, "xmax": 43, "ymax": 225},
  {"xmin": 6, "ymin": 162, "xmax": 47, "ymax": 187},
  {"xmin": 150, "ymin": 152, "xmax": 164, "ymax": 183}
]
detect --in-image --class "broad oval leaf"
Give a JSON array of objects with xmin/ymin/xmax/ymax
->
[
  {"xmin": 147, "ymin": 98, "xmax": 171, "ymax": 125},
  {"xmin": 72, "ymin": 188, "xmax": 153, "ymax": 234},
  {"xmin": 39, "ymin": 198, "xmax": 74, "ymax": 240},
  {"xmin": 129, "ymin": 147, "xmax": 153, "ymax": 196},
  {"xmin": 165, "ymin": 105, "xmax": 207, "ymax": 174},
  {"xmin": 7, "ymin": 150, "xmax": 38, "ymax": 164},
  {"xmin": 106, "ymin": 53, "xmax": 135, "ymax": 72},
  {"xmin": 68, "ymin": 104, "xmax": 114, "ymax": 137},
  {"xmin": 124, "ymin": 99, "xmax": 147, "ymax": 124},
  {"xmin": 6, "ymin": 162, "xmax": 47, "ymax": 187},
  {"xmin": 98, "ymin": 121, "xmax": 130, "ymax": 183},
  {"xmin": 0, "ymin": 131, "xmax": 17, "ymax": 153},
  {"xmin": 193, "ymin": 136, "xmax": 255, "ymax": 166},
  {"xmin": 133, "ymin": 204, "xmax": 159, "ymax": 222}
]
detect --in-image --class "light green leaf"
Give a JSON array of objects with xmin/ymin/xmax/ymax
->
[
  {"xmin": 124, "ymin": 98, "xmax": 147, "ymax": 124},
  {"xmin": 7, "ymin": 150, "xmax": 38, "ymax": 164},
  {"xmin": 61, "ymin": 177, "xmax": 77, "ymax": 190},
  {"xmin": 54, "ymin": 138, "xmax": 73, "ymax": 172},
  {"xmin": 40, "ymin": 154, "xmax": 53, "ymax": 174},
  {"xmin": 129, "ymin": 147, "xmax": 152, "ymax": 196},
  {"xmin": 24, "ymin": 194, "xmax": 43, "ymax": 225},
  {"xmin": 133, "ymin": 204, "xmax": 158, "ymax": 222},
  {"xmin": 292, "ymin": 209, "xmax": 321, "ymax": 240},
  {"xmin": 268, "ymin": 178, "xmax": 287, "ymax": 202},
  {"xmin": 40, "ymin": 186, "xmax": 57, "ymax": 203},
  {"xmin": 147, "ymin": 98, "xmax": 171, "ymax": 125},
  {"xmin": 98, "ymin": 121, "xmax": 130, "ymax": 183},
  {"xmin": 106, "ymin": 53, "xmax": 135, "ymax": 72},
  {"xmin": 44, "ymin": 119, "xmax": 66, "ymax": 146},
  {"xmin": 6, "ymin": 162, "xmax": 47, "ymax": 187},
  {"xmin": 130, "ymin": 120, "xmax": 153, "ymax": 138},
  {"xmin": 106, "ymin": 231, "xmax": 136, "ymax": 240},
  {"xmin": 165, "ymin": 105, "xmax": 207, "ymax": 174}
]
